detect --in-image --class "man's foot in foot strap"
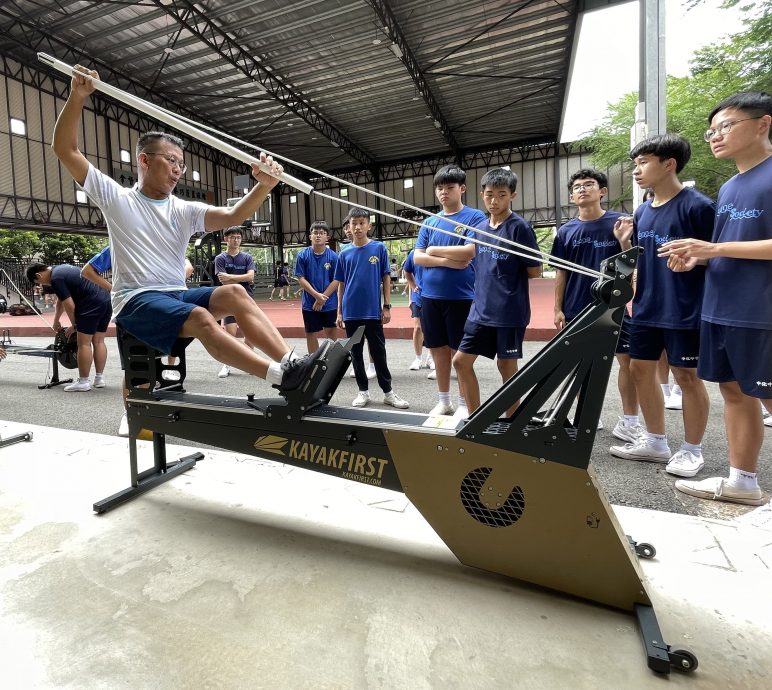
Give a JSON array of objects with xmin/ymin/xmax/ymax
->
[{"xmin": 278, "ymin": 341, "xmax": 331, "ymax": 393}]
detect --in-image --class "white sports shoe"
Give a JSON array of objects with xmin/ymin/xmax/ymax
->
[
  {"xmin": 429, "ymin": 401, "xmax": 455, "ymax": 416},
  {"xmin": 609, "ymin": 438, "xmax": 670, "ymax": 462},
  {"xmin": 665, "ymin": 385, "xmax": 683, "ymax": 410},
  {"xmin": 218, "ymin": 364, "xmax": 230, "ymax": 378},
  {"xmin": 409, "ymin": 357, "xmax": 422, "ymax": 371},
  {"xmin": 352, "ymin": 391, "xmax": 371, "ymax": 407},
  {"xmin": 93, "ymin": 375, "xmax": 106, "ymax": 389},
  {"xmin": 366, "ymin": 363, "xmax": 377, "ymax": 380},
  {"xmin": 163, "ymin": 370, "xmax": 181, "ymax": 382},
  {"xmin": 118, "ymin": 412, "xmax": 129, "ymax": 437},
  {"xmin": 453, "ymin": 405, "xmax": 469, "ymax": 420},
  {"xmin": 425, "ymin": 355, "xmax": 435, "ymax": 370},
  {"xmin": 383, "ymin": 391, "xmax": 409, "ymax": 409},
  {"xmin": 348, "ymin": 365, "xmax": 356, "ymax": 378},
  {"xmin": 612, "ymin": 417, "xmax": 644, "ymax": 443},
  {"xmin": 597, "ymin": 419, "xmax": 604, "ymax": 430},
  {"xmin": 763, "ymin": 407, "xmax": 772, "ymax": 428},
  {"xmin": 665, "ymin": 449, "xmax": 705, "ymax": 478},
  {"xmin": 64, "ymin": 380, "xmax": 91, "ymax": 392},
  {"xmin": 427, "ymin": 370, "xmax": 437, "ymax": 380},
  {"xmin": 675, "ymin": 476, "xmax": 765, "ymax": 506},
  {"xmin": 735, "ymin": 501, "xmax": 772, "ymax": 530}
]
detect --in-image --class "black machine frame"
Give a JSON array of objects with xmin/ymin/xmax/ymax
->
[{"xmin": 94, "ymin": 249, "xmax": 698, "ymax": 676}]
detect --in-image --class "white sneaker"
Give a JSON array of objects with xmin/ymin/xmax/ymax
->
[
  {"xmin": 352, "ymin": 391, "xmax": 370, "ymax": 407},
  {"xmin": 429, "ymin": 401, "xmax": 455, "ymax": 416},
  {"xmin": 665, "ymin": 386, "xmax": 683, "ymax": 410},
  {"xmin": 425, "ymin": 356, "xmax": 435, "ymax": 370},
  {"xmin": 675, "ymin": 476, "xmax": 765, "ymax": 506},
  {"xmin": 409, "ymin": 357, "xmax": 422, "ymax": 371},
  {"xmin": 93, "ymin": 375, "xmax": 106, "ymax": 388},
  {"xmin": 348, "ymin": 365, "xmax": 356, "ymax": 378},
  {"xmin": 763, "ymin": 407, "xmax": 772, "ymax": 428},
  {"xmin": 218, "ymin": 364, "xmax": 230, "ymax": 378},
  {"xmin": 163, "ymin": 370, "xmax": 181, "ymax": 382},
  {"xmin": 609, "ymin": 438, "xmax": 670, "ymax": 462},
  {"xmin": 612, "ymin": 417, "xmax": 644, "ymax": 443},
  {"xmin": 597, "ymin": 419, "xmax": 604, "ymax": 430},
  {"xmin": 383, "ymin": 391, "xmax": 409, "ymax": 409},
  {"xmin": 665, "ymin": 449, "xmax": 705, "ymax": 478},
  {"xmin": 427, "ymin": 370, "xmax": 437, "ymax": 380},
  {"xmin": 453, "ymin": 405, "xmax": 469, "ymax": 420},
  {"xmin": 366, "ymin": 363, "xmax": 377, "ymax": 380},
  {"xmin": 735, "ymin": 501, "xmax": 772, "ymax": 530},
  {"xmin": 118, "ymin": 412, "xmax": 129, "ymax": 437},
  {"xmin": 64, "ymin": 380, "xmax": 91, "ymax": 392}
]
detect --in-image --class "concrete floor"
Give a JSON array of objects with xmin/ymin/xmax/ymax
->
[{"xmin": 1, "ymin": 419, "xmax": 771, "ymax": 689}]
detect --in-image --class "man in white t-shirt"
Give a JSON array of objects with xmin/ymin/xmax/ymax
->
[{"xmin": 52, "ymin": 65, "xmax": 323, "ymax": 393}]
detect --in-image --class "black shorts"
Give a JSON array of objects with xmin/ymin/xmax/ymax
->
[
  {"xmin": 410, "ymin": 302, "xmax": 422, "ymax": 319},
  {"xmin": 420, "ymin": 297, "xmax": 472, "ymax": 350},
  {"xmin": 302, "ymin": 309, "xmax": 337, "ymax": 333},
  {"xmin": 629, "ymin": 323, "xmax": 700, "ymax": 368},
  {"xmin": 75, "ymin": 301, "xmax": 112, "ymax": 335},
  {"xmin": 458, "ymin": 322, "xmax": 525, "ymax": 360}
]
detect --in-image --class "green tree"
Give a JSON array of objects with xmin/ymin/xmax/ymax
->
[
  {"xmin": 577, "ymin": 0, "xmax": 770, "ymax": 201},
  {"xmin": 0, "ymin": 229, "xmax": 41, "ymax": 261},
  {"xmin": 38, "ymin": 233, "xmax": 107, "ymax": 264}
]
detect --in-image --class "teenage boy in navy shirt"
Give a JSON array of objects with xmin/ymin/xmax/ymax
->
[
  {"xmin": 609, "ymin": 134, "xmax": 715, "ymax": 476},
  {"xmin": 551, "ymin": 168, "xmax": 639, "ymax": 440},
  {"xmin": 453, "ymin": 168, "xmax": 541, "ymax": 415},
  {"xmin": 414, "ymin": 165, "xmax": 486, "ymax": 417},
  {"xmin": 294, "ymin": 220, "xmax": 339, "ymax": 354},
  {"xmin": 659, "ymin": 91, "xmax": 772, "ymax": 511},
  {"xmin": 333, "ymin": 208, "xmax": 409, "ymax": 410},
  {"xmin": 214, "ymin": 226, "xmax": 257, "ymax": 378}
]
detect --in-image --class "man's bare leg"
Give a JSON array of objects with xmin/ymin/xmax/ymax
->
[
  {"xmin": 672, "ymin": 366, "xmax": 709, "ymax": 446},
  {"xmin": 721, "ymin": 381, "xmax": 763, "ymax": 473},
  {"xmin": 453, "ymin": 351, "xmax": 479, "ymax": 411},
  {"xmin": 76, "ymin": 332, "xmax": 94, "ymax": 379},
  {"xmin": 630, "ymin": 358, "xmax": 665, "ymax": 434},
  {"xmin": 616, "ymin": 353, "xmax": 638, "ymax": 416},
  {"xmin": 496, "ymin": 358, "xmax": 519, "ymax": 416}
]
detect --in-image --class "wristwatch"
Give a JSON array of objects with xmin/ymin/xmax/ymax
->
[{"xmin": 382, "ymin": 303, "xmax": 391, "ymax": 309}]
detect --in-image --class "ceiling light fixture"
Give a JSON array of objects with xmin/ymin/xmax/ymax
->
[{"xmin": 388, "ymin": 43, "xmax": 403, "ymax": 59}]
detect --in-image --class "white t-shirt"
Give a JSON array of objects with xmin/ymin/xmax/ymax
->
[{"xmin": 83, "ymin": 164, "xmax": 207, "ymax": 316}]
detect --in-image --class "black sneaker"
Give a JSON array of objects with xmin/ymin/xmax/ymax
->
[{"xmin": 278, "ymin": 342, "xmax": 331, "ymax": 393}]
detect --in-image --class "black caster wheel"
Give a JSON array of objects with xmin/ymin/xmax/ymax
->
[
  {"xmin": 669, "ymin": 647, "xmax": 698, "ymax": 673},
  {"xmin": 635, "ymin": 542, "xmax": 656, "ymax": 559}
]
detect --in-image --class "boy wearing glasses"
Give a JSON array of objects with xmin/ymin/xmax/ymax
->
[
  {"xmin": 52, "ymin": 65, "xmax": 325, "ymax": 395},
  {"xmin": 609, "ymin": 134, "xmax": 715, "ymax": 477},
  {"xmin": 659, "ymin": 91, "xmax": 772, "ymax": 512},
  {"xmin": 294, "ymin": 221, "xmax": 340, "ymax": 353},
  {"xmin": 550, "ymin": 168, "xmax": 639, "ymax": 440}
]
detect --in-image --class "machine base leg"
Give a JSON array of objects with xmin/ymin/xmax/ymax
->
[
  {"xmin": 93, "ymin": 452, "xmax": 203, "ymax": 514},
  {"xmin": 0, "ymin": 431, "xmax": 33, "ymax": 448},
  {"xmin": 635, "ymin": 604, "xmax": 698, "ymax": 674},
  {"xmin": 39, "ymin": 357, "xmax": 72, "ymax": 389}
]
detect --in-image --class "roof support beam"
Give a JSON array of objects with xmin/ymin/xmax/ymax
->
[
  {"xmin": 363, "ymin": 0, "xmax": 463, "ymax": 162},
  {"xmin": 149, "ymin": 0, "xmax": 375, "ymax": 168}
]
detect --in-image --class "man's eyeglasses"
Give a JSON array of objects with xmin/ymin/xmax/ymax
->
[
  {"xmin": 571, "ymin": 181, "xmax": 599, "ymax": 193},
  {"xmin": 703, "ymin": 117, "xmax": 762, "ymax": 142},
  {"xmin": 144, "ymin": 151, "xmax": 187, "ymax": 173}
]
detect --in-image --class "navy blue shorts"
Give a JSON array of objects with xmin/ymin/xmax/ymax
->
[
  {"xmin": 76, "ymin": 300, "xmax": 112, "ymax": 335},
  {"xmin": 302, "ymin": 308, "xmax": 337, "ymax": 333},
  {"xmin": 223, "ymin": 315, "xmax": 237, "ymax": 326},
  {"xmin": 629, "ymin": 323, "xmax": 700, "ymax": 368},
  {"xmin": 698, "ymin": 321, "xmax": 772, "ymax": 398},
  {"xmin": 420, "ymin": 297, "xmax": 472, "ymax": 350},
  {"xmin": 116, "ymin": 288, "xmax": 214, "ymax": 355},
  {"xmin": 458, "ymin": 321, "xmax": 525, "ymax": 360},
  {"xmin": 410, "ymin": 302, "xmax": 421, "ymax": 319}
]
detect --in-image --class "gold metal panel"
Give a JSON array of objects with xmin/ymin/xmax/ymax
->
[{"xmin": 386, "ymin": 429, "xmax": 651, "ymax": 611}]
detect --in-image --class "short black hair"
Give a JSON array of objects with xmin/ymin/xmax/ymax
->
[
  {"xmin": 433, "ymin": 164, "xmax": 466, "ymax": 187},
  {"xmin": 629, "ymin": 133, "xmax": 691, "ymax": 174},
  {"xmin": 309, "ymin": 220, "xmax": 329, "ymax": 233},
  {"xmin": 136, "ymin": 131, "xmax": 184, "ymax": 157},
  {"xmin": 223, "ymin": 227, "xmax": 242, "ymax": 237},
  {"xmin": 709, "ymin": 91, "xmax": 772, "ymax": 123},
  {"xmin": 567, "ymin": 168, "xmax": 608, "ymax": 191},
  {"xmin": 346, "ymin": 207, "xmax": 370, "ymax": 220},
  {"xmin": 480, "ymin": 168, "xmax": 518, "ymax": 193},
  {"xmin": 25, "ymin": 262, "xmax": 48, "ymax": 284}
]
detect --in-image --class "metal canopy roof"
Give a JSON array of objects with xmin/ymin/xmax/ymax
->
[{"xmin": 0, "ymin": 0, "xmax": 626, "ymax": 174}]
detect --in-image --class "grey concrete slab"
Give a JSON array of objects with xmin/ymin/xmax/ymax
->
[{"xmin": 0, "ymin": 421, "xmax": 770, "ymax": 689}]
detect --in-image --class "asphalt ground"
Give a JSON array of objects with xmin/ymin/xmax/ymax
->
[{"xmin": 1, "ymin": 336, "xmax": 769, "ymax": 523}]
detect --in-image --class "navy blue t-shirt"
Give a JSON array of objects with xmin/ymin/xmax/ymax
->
[
  {"xmin": 214, "ymin": 251, "xmax": 256, "ymax": 296},
  {"xmin": 550, "ymin": 211, "xmax": 625, "ymax": 320},
  {"xmin": 294, "ymin": 246, "xmax": 338, "ymax": 312},
  {"xmin": 50, "ymin": 265, "xmax": 110, "ymax": 311},
  {"xmin": 702, "ymin": 156, "xmax": 772, "ymax": 330},
  {"xmin": 333, "ymin": 240, "xmax": 389, "ymax": 320},
  {"xmin": 466, "ymin": 213, "xmax": 541, "ymax": 327},
  {"xmin": 415, "ymin": 205, "xmax": 487, "ymax": 300},
  {"xmin": 401, "ymin": 249, "xmax": 423, "ymax": 307},
  {"xmin": 632, "ymin": 187, "xmax": 715, "ymax": 329}
]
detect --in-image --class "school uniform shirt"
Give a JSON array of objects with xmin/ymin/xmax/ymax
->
[
  {"xmin": 294, "ymin": 246, "xmax": 338, "ymax": 312},
  {"xmin": 333, "ymin": 240, "xmax": 389, "ymax": 320},
  {"xmin": 466, "ymin": 213, "xmax": 541, "ymax": 328},
  {"xmin": 87, "ymin": 246, "xmax": 112, "ymax": 274},
  {"xmin": 50, "ymin": 265, "xmax": 110, "ymax": 314},
  {"xmin": 401, "ymin": 249, "xmax": 423, "ymax": 307},
  {"xmin": 631, "ymin": 187, "xmax": 715, "ymax": 329},
  {"xmin": 214, "ymin": 251, "xmax": 256, "ymax": 296},
  {"xmin": 702, "ymin": 155, "xmax": 772, "ymax": 330},
  {"xmin": 550, "ymin": 211, "xmax": 625, "ymax": 320},
  {"xmin": 415, "ymin": 205, "xmax": 487, "ymax": 300}
]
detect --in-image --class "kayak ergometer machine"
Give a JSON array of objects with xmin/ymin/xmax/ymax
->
[{"xmin": 93, "ymin": 249, "xmax": 697, "ymax": 676}]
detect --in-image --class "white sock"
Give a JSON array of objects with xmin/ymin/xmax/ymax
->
[
  {"xmin": 623, "ymin": 414, "xmax": 639, "ymax": 426},
  {"xmin": 660, "ymin": 383, "xmax": 671, "ymax": 398},
  {"xmin": 438, "ymin": 392, "xmax": 451, "ymax": 406},
  {"xmin": 645, "ymin": 432, "xmax": 669, "ymax": 451},
  {"xmin": 728, "ymin": 466, "xmax": 758, "ymax": 490},
  {"xmin": 95, "ymin": 372, "xmax": 103, "ymax": 378},
  {"xmin": 681, "ymin": 442, "xmax": 702, "ymax": 456},
  {"xmin": 266, "ymin": 361, "xmax": 283, "ymax": 384},
  {"xmin": 457, "ymin": 397, "xmax": 467, "ymax": 409},
  {"xmin": 78, "ymin": 377, "xmax": 89, "ymax": 384}
]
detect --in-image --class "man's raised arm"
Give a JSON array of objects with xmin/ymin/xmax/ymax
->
[{"xmin": 52, "ymin": 66, "xmax": 97, "ymax": 186}]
